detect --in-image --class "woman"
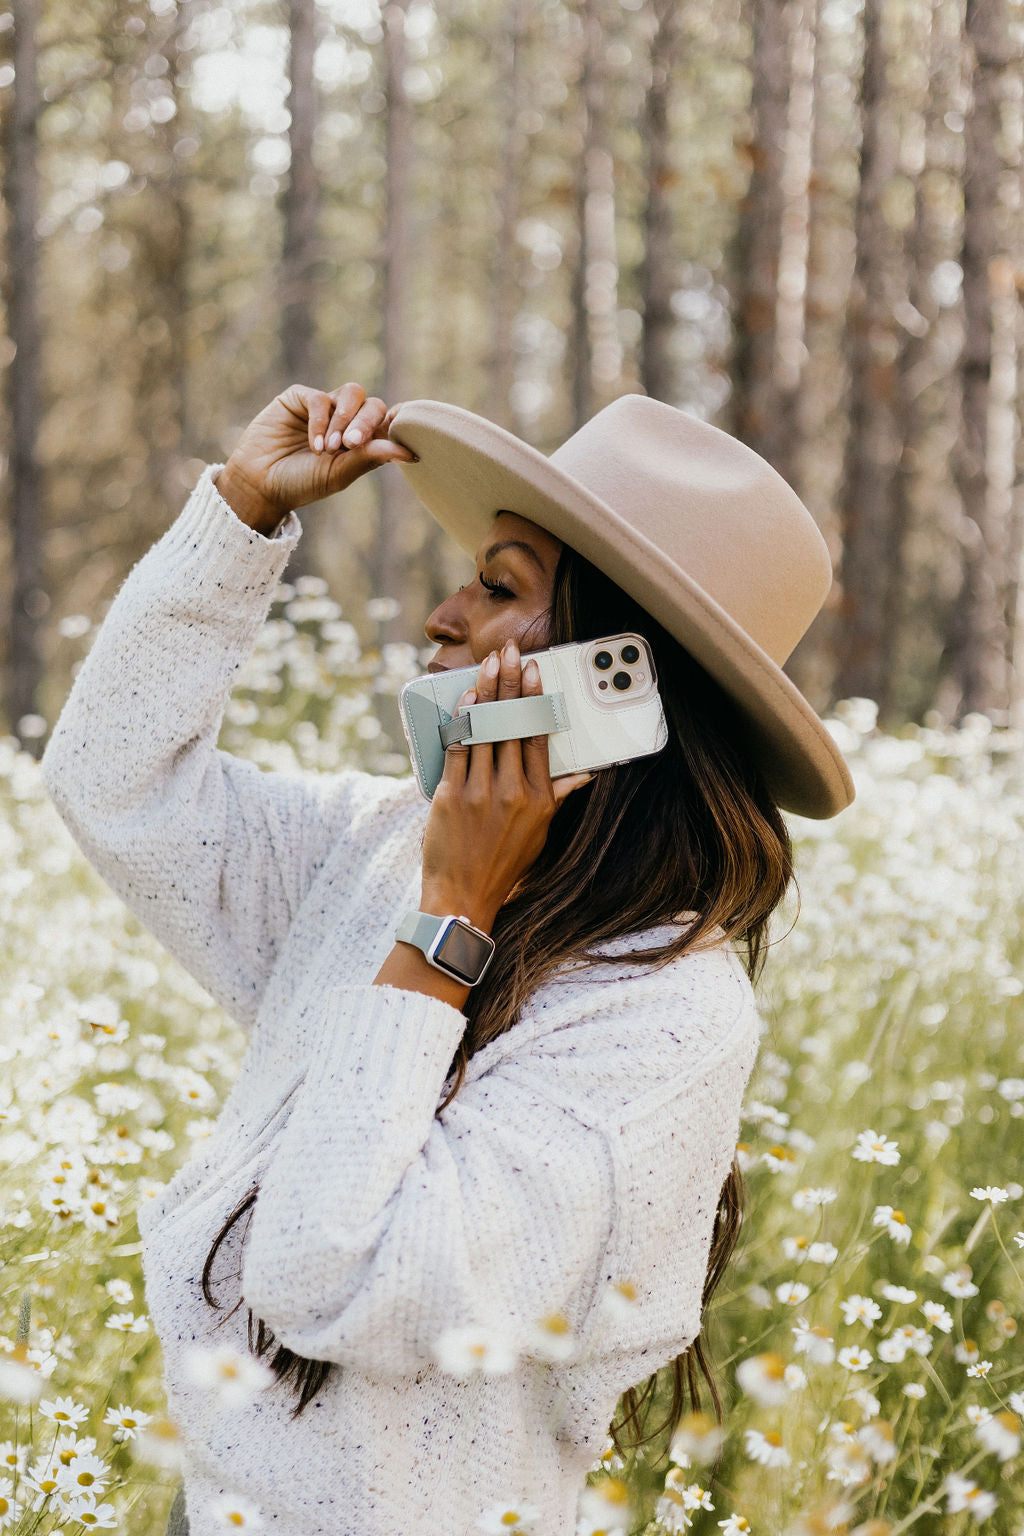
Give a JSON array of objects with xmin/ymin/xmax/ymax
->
[{"xmin": 40, "ymin": 382, "xmax": 854, "ymax": 1536}]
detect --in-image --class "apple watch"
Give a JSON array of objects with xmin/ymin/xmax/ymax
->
[{"xmin": 395, "ymin": 911, "xmax": 497, "ymax": 987}]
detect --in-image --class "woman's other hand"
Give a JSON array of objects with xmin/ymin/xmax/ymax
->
[
  {"xmin": 419, "ymin": 640, "xmax": 594, "ymax": 930},
  {"xmin": 215, "ymin": 384, "xmax": 416, "ymax": 532}
]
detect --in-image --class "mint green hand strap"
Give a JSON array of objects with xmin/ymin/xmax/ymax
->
[
  {"xmin": 395, "ymin": 911, "xmax": 444, "ymax": 949},
  {"xmin": 439, "ymin": 691, "xmax": 569, "ymax": 749}
]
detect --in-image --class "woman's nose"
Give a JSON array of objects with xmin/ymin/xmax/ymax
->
[{"xmin": 424, "ymin": 590, "xmax": 465, "ymax": 644}]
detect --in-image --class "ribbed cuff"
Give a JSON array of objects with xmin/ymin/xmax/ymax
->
[
  {"xmin": 154, "ymin": 463, "xmax": 302, "ymax": 605},
  {"xmin": 313, "ymin": 983, "xmax": 468, "ymax": 1112}
]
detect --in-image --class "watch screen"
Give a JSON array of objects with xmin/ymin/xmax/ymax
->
[{"xmin": 435, "ymin": 921, "xmax": 493, "ymax": 985}]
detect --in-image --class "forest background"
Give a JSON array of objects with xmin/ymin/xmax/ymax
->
[{"xmin": 2, "ymin": 0, "xmax": 1023, "ymax": 761}]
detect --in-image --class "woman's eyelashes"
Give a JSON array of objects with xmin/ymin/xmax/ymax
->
[{"xmin": 478, "ymin": 572, "xmax": 515, "ymax": 600}]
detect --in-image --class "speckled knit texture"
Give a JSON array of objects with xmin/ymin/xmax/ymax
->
[{"xmin": 40, "ymin": 463, "xmax": 764, "ymax": 1536}]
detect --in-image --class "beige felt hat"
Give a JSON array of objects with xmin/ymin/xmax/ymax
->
[{"xmin": 388, "ymin": 393, "xmax": 854, "ymax": 819}]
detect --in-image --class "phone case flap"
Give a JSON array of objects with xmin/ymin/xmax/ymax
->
[{"xmin": 439, "ymin": 692, "xmax": 569, "ymax": 748}]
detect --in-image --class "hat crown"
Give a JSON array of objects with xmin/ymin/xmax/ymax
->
[{"xmin": 547, "ymin": 395, "xmax": 831, "ymax": 666}]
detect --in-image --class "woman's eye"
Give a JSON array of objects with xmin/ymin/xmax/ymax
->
[{"xmin": 478, "ymin": 573, "xmax": 514, "ymax": 599}]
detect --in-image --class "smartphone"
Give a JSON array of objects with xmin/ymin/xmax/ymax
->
[{"xmin": 398, "ymin": 632, "xmax": 668, "ymax": 801}]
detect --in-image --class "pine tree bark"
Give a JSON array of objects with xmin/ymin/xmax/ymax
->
[
  {"xmin": 2, "ymin": 0, "xmax": 46, "ymax": 749},
  {"xmin": 485, "ymin": 0, "xmax": 526, "ymax": 427},
  {"xmin": 728, "ymin": 0, "xmax": 789, "ymax": 461},
  {"xmin": 638, "ymin": 0, "xmax": 682, "ymax": 404},
  {"xmin": 569, "ymin": 0, "xmax": 619, "ymax": 431},
  {"xmin": 373, "ymin": 0, "xmax": 413, "ymax": 650},
  {"xmin": 279, "ymin": 0, "xmax": 320, "ymax": 582},
  {"xmin": 950, "ymin": 0, "xmax": 1016, "ymax": 717},
  {"xmin": 834, "ymin": 0, "xmax": 902, "ymax": 707}
]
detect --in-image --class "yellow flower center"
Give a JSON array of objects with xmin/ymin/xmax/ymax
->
[
  {"xmin": 227, "ymin": 1514, "xmax": 245, "ymax": 1527},
  {"xmin": 542, "ymin": 1312, "xmax": 570, "ymax": 1335},
  {"xmin": 891, "ymin": 1211, "xmax": 907, "ymax": 1224},
  {"xmin": 78, "ymin": 1472, "xmax": 95, "ymax": 1486},
  {"xmin": 500, "ymin": 1513, "xmax": 521, "ymax": 1526},
  {"xmin": 765, "ymin": 1432, "xmax": 784, "ymax": 1447}
]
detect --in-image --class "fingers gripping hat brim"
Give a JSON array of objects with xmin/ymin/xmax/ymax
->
[{"xmin": 388, "ymin": 400, "xmax": 854, "ymax": 820}]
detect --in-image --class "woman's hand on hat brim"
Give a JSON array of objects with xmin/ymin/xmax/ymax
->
[
  {"xmin": 218, "ymin": 383, "xmax": 418, "ymax": 524},
  {"xmin": 419, "ymin": 641, "xmax": 595, "ymax": 928}
]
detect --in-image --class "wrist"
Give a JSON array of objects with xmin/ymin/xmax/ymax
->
[
  {"xmin": 214, "ymin": 462, "xmax": 286, "ymax": 537},
  {"xmin": 418, "ymin": 888, "xmax": 498, "ymax": 935}
]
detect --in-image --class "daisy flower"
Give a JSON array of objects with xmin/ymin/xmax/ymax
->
[
  {"xmin": 103, "ymin": 1403, "xmax": 152, "ymax": 1441},
  {"xmin": 920, "ymin": 1300, "xmax": 953, "ymax": 1333},
  {"xmin": 954, "ymin": 1340, "xmax": 981, "ymax": 1365},
  {"xmin": 852, "ymin": 1130, "xmax": 900, "ymax": 1165},
  {"xmin": 476, "ymin": 1498, "xmax": 542, "ymax": 1533},
  {"xmin": 0, "ymin": 1356, "xmax": 42, "ymax": 1405},
  {"xmin": 63, "ymin": 1492, "xmax": 118, "ymax": 1529},
  {"xmin": 871, "ymin": 1206, "xmax": 912, "ymax": 1245},
  {"xmin": 104, "ymin": 1279, "xmax": 133, "ymax": 1306},
  {"xmin": 432, "ymin": 1325, "xmax": 517, "ymax": 1378},
  {"xmin": 210, "ymin": 1492, "xmax": 264, "ymax": 1530},
  {"xmin": 599, "ymin": 1279, "xmax": 642, "ymax": 1324},
  {"xmin": 879, "ymin": 1283, "xmax": 916, "ymax": 1304},
  {"xmin": 836, "ymin": 1346, "xmax": 872, "ymax": 1373},
  {"xmin": 743, "ymin": 1428, "xmax": 790, "ymax": 1468},
  {"xmin": 943, "ymin": 1472, "xmax": 997, "ymax": 1520},
  {"xmin": 807, "ymin": 1241, "xmax": 838, "ymax": 1265},
  {"xmin": 717, "ymin": 1518, "xmax": 752, "ymax": 1534},
  {"xmin": 762, "ymin": 1145, "xmax": 798, "ymax": 1172},
  {"xmin": 970, "ymin": 1186, "xmax": 1009, "ymax": 1204},
  {"xmin": 942, "ymin": 1268, "xmax": 979, "ymax": 1299},
  {"xmin": 183, "ymin": 1344, "xmax": 276, "ymax": 1407},
  {"xmin": 577, "ymin": 1476, "xmax": 632, "ymax": 1532},
  {"xmin": 850, "ymin": 1387, "xmax": 880, "ymax": 1421},
  {"xmin": 1014, "ymin": 1231, "xmax": 1024, "ymax": 1249},
  {"xmin": 56, "ymin": 1453, "xmax": 110, "ymax": 1498},
  {"xmin": 133, "ymin": 1415, "xmax": 184, "ymax": 1471},
  {"xmin": 890, "ymin": 1324, "xmax": 932, "ymax": 1358},
  {"xmin": 791, "ymin": 1318, "xmax": 835, "ymax": 1364},
  {"xmin": 775, "ymin": 1280, "xmax": 811, "ymax": 1305},
  {"xmin": 839, "ymin": 1295, "xmax": 882, "ymax": 1327},
  {"xmin": 39, "ymin": 1396, "xmax": 89, "ymax": 1428},
  {"xmin": 104, "ymin": 1311, "xmax": 148, "ymax": 1333},
  {"xmin": 668, "ymin": 1412, "xmax": 725, "ymax": 1466},
  {"xmin": 975, "ymin": 1410, "xmax": 1020, "ymax": 1461},
  {"xmin": 524, "ymin": 1311, "xmax": 576, "ymax": 1363},
  {"xmin": 791, "ymin": 1187, "xmax": 838, "ymax": 1211},
  {"xmin": 904, "ymin": 1382, "xmax": 927, "ymax": 1399},
  {"xmin": 857, "ymin": 1419, "xmax": 897, "ymax": 1464},
  {"xmin": 0, "ymin": 1479, "xmax": 22, "ymax": 1530},
  {"xmin": 736, "ymin": 1352, "xmax": 789, "ymax": 1407},
  {"xmin": 966, "ymin": 1359, "xmax": 993, "ymax": 1379},
  {"xmin": 826, "ymin": 1437, "xmax": 872, "ymax": 1487}
]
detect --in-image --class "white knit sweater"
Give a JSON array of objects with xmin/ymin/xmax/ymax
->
[{"xmin": 40, "ymin": 464, "xmax": 763, "ymax": 1536}]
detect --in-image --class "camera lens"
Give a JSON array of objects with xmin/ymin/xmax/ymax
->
[
  {"xmin": 594, "ymin": 650, "xmax": 613, "ymax": 670},
  {"xmin": 620, "ymin": 644, "xmax": 640, "ymax": 664},
  {"xmin": 612, "ymin": 671, "xmax": 631, "ymax": 691}
]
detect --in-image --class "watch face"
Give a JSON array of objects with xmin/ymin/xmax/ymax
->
[{"xmin": 433, "ymin": 920, "xmax": 494, "ymax": 985}]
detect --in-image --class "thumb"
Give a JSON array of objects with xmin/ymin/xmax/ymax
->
[
  {"xmin": 552, "ymin": 772, "xmax": 595, "ymax": 808},
  {"xmin": 362, "ymin": 437, "xmax": 418, "ymax": 466}
]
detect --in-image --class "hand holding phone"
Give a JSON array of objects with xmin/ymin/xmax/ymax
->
[
  {"xmin": 399, "ymin": 633, "xmax": 668, "ymax": 802},
  {"xmin": 416, "ymin": 639, "xmax": 604, "ymax": 931}
]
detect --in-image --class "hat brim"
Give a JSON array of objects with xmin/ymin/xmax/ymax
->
[{"xmin": 389, "ymin": 400, "xmax": 854, "ymax": 820}]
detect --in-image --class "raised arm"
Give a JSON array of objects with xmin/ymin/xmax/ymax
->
[{"xmin": 40, "ymin": 384, "xmax": 415, "ymax": 1033}]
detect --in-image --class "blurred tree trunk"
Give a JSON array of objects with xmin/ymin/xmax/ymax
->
[
  {"xmin": 485, "ymin": 0, "xmax": 526, "ymax": 428},
  {"xmin": 728, "ymin": 0, "xmax": 788, "ymax": 461},
  {"xmin": 138, "ymin": 0, "xmax": 191, "ymax": 525},
  {"xmin": 887, "ymin": 0, "xmax": 947, "ymax": 714},
  {"xmin": 2, "ymin": 0, "xmax": 46, "ymax": 749},
  {"xmin": 373, "ymin": 0, "xmax": 412, "ymax": 652},
  {"xmin": 569, "ymin": 0, "xmax": 619, "ymax": 431},
  {"xmin": 638, "ymin": 0, "xmax": 682, "ymax": 404},
  {"xmin": 834, "ymin": 0, "xmax": 902, "ymax": 708},
  {"xmin": 950, "ymin": 0, "xmax": 1016, "ymax": 717},
  {"xmin": 771, "ymin": 0, "xmax": 818, "ymax": 490},
  {"xmin": 279, "ymin": 0, "xmax": 320, "ymax": 582}
]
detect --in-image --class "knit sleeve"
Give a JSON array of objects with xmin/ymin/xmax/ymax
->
[
  {"xmin": 39, "ymin": 464, "xmax": 386, "ymax": 1033},
  {"xmin": 239, "ymin": 964, "xmax": 758, "ymax": 1380}
]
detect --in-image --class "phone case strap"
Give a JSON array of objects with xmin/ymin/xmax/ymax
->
[{"xmin": 439, "ymin": 691, "xmax": 569, "ymax": 748}]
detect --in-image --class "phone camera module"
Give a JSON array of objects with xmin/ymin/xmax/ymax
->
[
  {"xmin": 612, "ymin": 671, "xmax": 632, "ymax": 691},
  {"xmin": 619, "ymin": 644, "xmax": 640, "ymax": 665},
  {"xmin": 593, "ymin": 650, "xmax": 614, "ymax": 671}
]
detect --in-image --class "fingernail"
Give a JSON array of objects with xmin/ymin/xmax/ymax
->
[
  {"xmin": 502, "ymin": 638, "xmax": 519, "ymax": 660},
  {"xmin": 524, "ymin": 658, "xmax": 539, "ymax": 681},
  {"xmin": 344, "ymin": 428, "xmax": 364, "ymax": 446},
  {"xmin": 458, "ymin": 689, "xmax": 476, "ymax": 706},
  {"xmin": 314, "ymin": 435, "xmax": 324, "ymax": 452},
  {"xmin": 483, "ymin": 652, "xmax": 500, "ymax": 677},
  {"xmin": 327, "ymin": 432, "xmax": 341, "ymax": 450}
]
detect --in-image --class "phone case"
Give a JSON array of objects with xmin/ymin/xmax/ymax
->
[{"xmin": 398, "ymin": 633, "xmax": 668, "ymax": 801}]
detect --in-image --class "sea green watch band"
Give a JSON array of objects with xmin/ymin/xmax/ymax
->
[
  {"xmin": 395, "ymin": 911, "xmax": 445, "ymax": 951},
  {"xmin": 439, "ymin": 691, "xmax": 568, "ymax": 749}
]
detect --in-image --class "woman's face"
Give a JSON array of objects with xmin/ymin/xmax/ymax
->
[{"xmin": 423, "ymin": 511, "xmax": 564, "ymax": 673}]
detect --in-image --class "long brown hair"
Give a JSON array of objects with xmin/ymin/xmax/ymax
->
[{"xmin": 201, "ymin": 535, "xmax": 794, "ymax": 1460}]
